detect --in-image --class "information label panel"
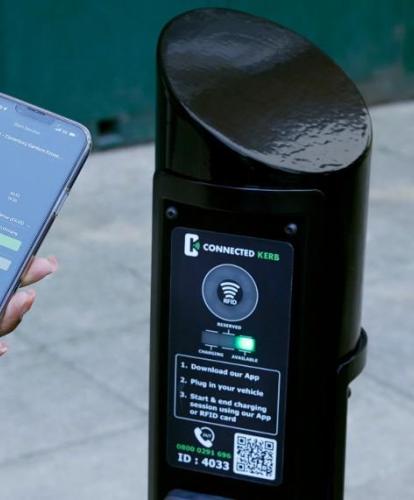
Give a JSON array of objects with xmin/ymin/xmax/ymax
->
[
  {"xmin": 167, "ymin": 227, "xmax": 294, "ymax": 485},
  {"xmin": 175, "ymin": 355, "xmax": 280, "ymax": 435}
]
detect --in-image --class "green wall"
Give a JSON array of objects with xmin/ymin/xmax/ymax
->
[{"xmin": 0, "ymin": 1, "xmax": 412, "ymax": 147}]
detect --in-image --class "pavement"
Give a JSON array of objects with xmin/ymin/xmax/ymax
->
[{"xmin": 0, "ymin": 101, "xmax": 413, "ymax": 500}]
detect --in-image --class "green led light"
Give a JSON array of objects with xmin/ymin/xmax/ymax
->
[{"xmin": 234, "ymin": 335, "xmax": 256, "ymax": 353}]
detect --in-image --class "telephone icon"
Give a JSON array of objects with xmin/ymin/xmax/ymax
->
[{"xmin": 194, "ymin": 426, "xmax": 215, "ymax": 448}]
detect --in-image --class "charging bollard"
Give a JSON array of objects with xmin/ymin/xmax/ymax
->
[{"xmin": 149, "ymin": 8, "xmax": 371, "ymax": 500}]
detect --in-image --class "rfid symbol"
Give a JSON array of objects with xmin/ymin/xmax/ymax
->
[
  {"xmin": 218, "ymin": 280, "xmax": 243, "ymax": 306},
  {"xmin": 202, "ymin": 264, "xmax": 259, "ymax": 322}
]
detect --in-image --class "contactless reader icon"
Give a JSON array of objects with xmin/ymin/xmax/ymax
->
[
  {"xmin": 202, "ymin": 264, "xmax": 259, "ymax": 322},
  {"xmin": 217, "ymin": 280, "xmax": 243, "ymax": 306}
]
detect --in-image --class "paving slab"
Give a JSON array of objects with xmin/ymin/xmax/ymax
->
[
  {"xmin": 346, "ymin": 376, "xmax": 414, "ymax": 498},
  {"xmin": 0, "ymin": 423, "xmax": 147, "ymax": 500},
  {"xmin": 46, "ymin": 320, "xmax": 150, "ymax": 411},
  {"xmin": 0, "ymin": 350, "xmax": 142, "ymax": 465}
]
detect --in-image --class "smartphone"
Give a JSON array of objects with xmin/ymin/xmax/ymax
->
[{"xmin": 0, "ymin": 92, "xmax": 92, "ymax": 314}]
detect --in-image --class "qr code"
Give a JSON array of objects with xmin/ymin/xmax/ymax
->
[{"xmin": 233, "ymin": 433, "xmax": 277, "ymax": 481}]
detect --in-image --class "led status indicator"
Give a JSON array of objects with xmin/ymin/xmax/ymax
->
[
  {"xmin": 201, "ymin": 330, "xmax": 256, "ymax": 353},
  {"xmin": 234, "ymin": 335, "xmax": 256, "ymax": 353}
]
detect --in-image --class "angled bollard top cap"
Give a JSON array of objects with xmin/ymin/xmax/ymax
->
[{"xmin": 158, "ymin": 8, "xmax": 371, "ymax": 176}]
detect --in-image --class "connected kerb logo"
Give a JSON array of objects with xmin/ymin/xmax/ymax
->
[
  {"xmin": 184, "ymin": 233, "xmax": 201, "ymax": 257},
  {"xmin": 184, "ymin": 232, "xmax": 280, "ymax": 262}
]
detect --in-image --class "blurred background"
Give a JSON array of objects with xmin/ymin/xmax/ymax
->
[
  {"xmin": 0, "ymin": 1, "xmax": 413, "ymax": 499},
  {"xmin": 0, "ymin": 0, "xmax": 413, "ymax": 149}
]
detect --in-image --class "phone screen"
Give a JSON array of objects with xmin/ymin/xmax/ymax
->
[{"xmin": 0, "ymin": 94, "xmax": 90, "ymax": 309}]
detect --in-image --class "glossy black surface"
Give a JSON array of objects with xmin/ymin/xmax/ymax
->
[
  {"xmin": 158, "ymin": 8, "xmax": 371, "ymax": 178},
  {"xmin": 150, "ymin": 8, "xmax": 371, "ymax": 500}
]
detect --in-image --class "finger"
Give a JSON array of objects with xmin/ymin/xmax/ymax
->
[
  {"xmin": 20, "ymin": 256, "xmax": 58, "ymax": 287},
  {"xmin": 0, "ymin": 289, "xmax": 36, "ymax": 337},
  {"xmin": 0, "ymin": 341, "xmax": 7, "ymax": 356}
]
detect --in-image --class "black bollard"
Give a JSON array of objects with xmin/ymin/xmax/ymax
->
[{"xmin": 149, "ymin": 8, "xmax": 371, "ymax": 500}]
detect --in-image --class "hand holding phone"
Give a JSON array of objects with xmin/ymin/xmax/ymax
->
[{"xmin": 0, "ymin": 93, "xmax": 92, "ymax": 352}]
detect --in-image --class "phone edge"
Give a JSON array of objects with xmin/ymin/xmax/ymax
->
[{"xmin": 0, "ymin": 92, "xmax": 92, "ymax": 318}]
